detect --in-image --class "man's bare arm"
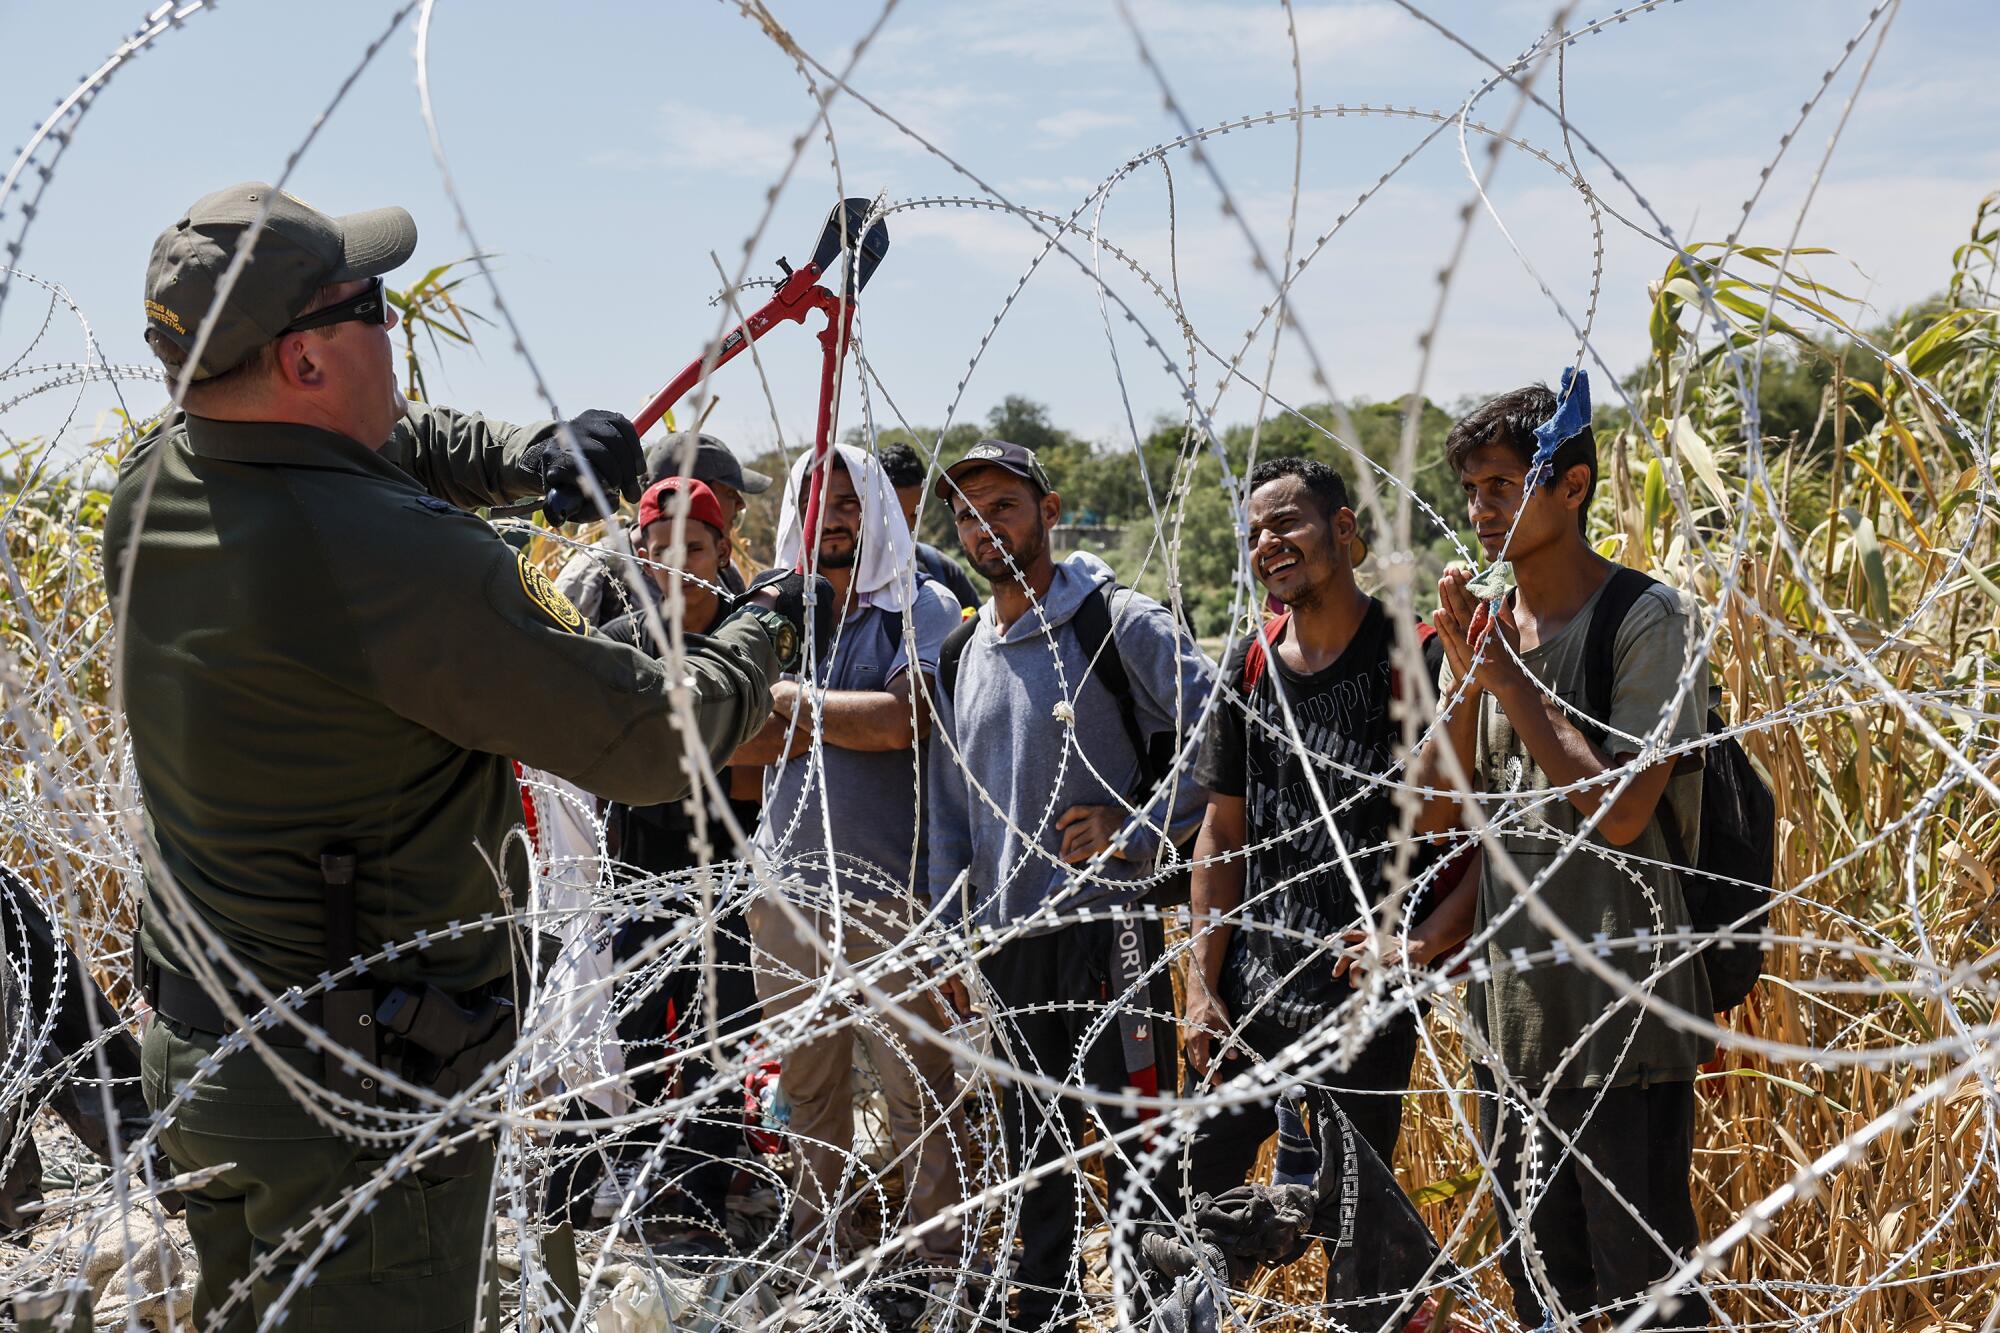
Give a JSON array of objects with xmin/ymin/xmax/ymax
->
[
  {"xmin": 1414, "ymin": 570, "xmax": 1491, "ymax": 837},
  {"xmin": 1488, "ymin": 673, "xmax": 1675, "ymax": 845},
  {"xmin": 1184, "ymin": 794, "xmax": 1246, "ymax": 1082},
  {"xmin": 1412, "ymin": 690, "xmax": 1482, "ymax": 837},
  {"xmin": 1407, "ymin": 846, "xmax": 1480, "ymax": 964},
  {"xmin": 728, "ymin": 673, "xmax": 931, "ymax": 765},
  {"xmin": 1189, "ymin": 795, "xmax": 1247, "ymax": 992}
]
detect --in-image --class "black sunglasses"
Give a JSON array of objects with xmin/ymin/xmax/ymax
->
[{"xmin": 280, "ymin": 277, "xmax": 389, "ymax": 335}]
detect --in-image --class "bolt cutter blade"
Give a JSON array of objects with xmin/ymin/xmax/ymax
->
[
  {"xmin": 854, "ymin": 217, "xmax": 889, "ymax": 292},
  {"xmin": 809, "ymin": 197, "xmax": 876, "ymax": 278}
]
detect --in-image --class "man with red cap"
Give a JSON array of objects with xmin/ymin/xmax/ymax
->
[{"xmin": 599, "ymin": 475, "xmax": 736, "ymax": 652}]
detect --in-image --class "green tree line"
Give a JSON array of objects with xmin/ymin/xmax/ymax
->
[{"xmin": 729, "ymin": 298, "xmax": 1931, "ymax": 638}]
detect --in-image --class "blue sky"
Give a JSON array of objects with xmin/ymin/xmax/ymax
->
[{"xmin": 3, "ymin": 0, "xmax": 1996, "ymax": 464}]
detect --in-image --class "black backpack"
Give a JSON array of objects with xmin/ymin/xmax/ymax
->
[
  {"xmin": 1581, "ymin": 568, "xmax": 1775, "ymax": 1013},
  {"xmin": 937, "ymin": 583, "xmax": 1196, "ymax": 903}
]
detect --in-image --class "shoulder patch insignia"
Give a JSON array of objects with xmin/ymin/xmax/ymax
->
[{"xmin": 518, "ymin": 553, "xmax": 585, "ymax": 634}]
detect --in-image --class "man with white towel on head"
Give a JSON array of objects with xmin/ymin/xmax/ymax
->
[{"xmin": 731, "ymin": 444, "xmax": 967, "ymax": 1281}]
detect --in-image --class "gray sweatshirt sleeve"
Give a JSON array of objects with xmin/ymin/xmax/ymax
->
[
  {"xmin": 1111, "ymin": 591, "xmax": 1218, "ymax": 861},
  {"xmin": 926, "ymin": 679, "xmax": 975, "ymax": 924}
]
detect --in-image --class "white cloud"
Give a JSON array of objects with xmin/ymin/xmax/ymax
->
[
  {"xmin": 588, "ymin": 99, "xmax": 804, "ymax": 178},
  {"xmin": 874, "ymin": 0, "xmax": 1415, "ymax": 71},
  {"xmin": 1171, "ymin": 0, "xmax": 1413, "ymax": 64},
  {"xmin": 1033, "ymin": 108, "xmax": 1140, "ymax": 145},
  {"xmin": 888, "ymin": 206, "xmax": 1058, "ymax": 270},
  {"xmin": 1001, "ymin": 174, "xmax": 1103, "ymax": 197},
  {"xmin": 588, "ymin": 83, "xmax": 1018, "ymax": 184},
  {"xmin": 829, "ymin": 83, "xmax": 1014, "ymax": 158}
]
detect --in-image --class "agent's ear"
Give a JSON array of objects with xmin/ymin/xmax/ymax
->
[
  {"xmin": 1041, "ymin": 488, "xmax": 1063, "ymax": 527},
  {"xmin": 273, "ymin": 332, "xmax": 324, "ymax": 390}
]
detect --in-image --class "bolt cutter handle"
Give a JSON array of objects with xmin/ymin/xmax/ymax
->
[{"xmin": 506, "ymin": 199, "xmax": 890, "ymax": 526}]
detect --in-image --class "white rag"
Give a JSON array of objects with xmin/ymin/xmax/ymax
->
[
  {"xmin": 771, "ymin": 442, "xmax": 917, "ymax": 612},
  {"xmin": 518, "ymin": 766, "xmax": 628, "ymax": 1118}
]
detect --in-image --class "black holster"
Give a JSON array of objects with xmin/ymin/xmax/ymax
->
[
  {"xmin": 319, "ymin": 848, "xmax": 380, "ymax": 1107},
  {"xmin": 375, "ymin": 984, "xmax": 518, "ymax": 1097},
  {"xmin": 320, "ymin": 848, "xmax": 516, "ymax": 1177},
  {"xmin": 373, "ymin": 984, "xmax": 518, "ymax": 1178}
]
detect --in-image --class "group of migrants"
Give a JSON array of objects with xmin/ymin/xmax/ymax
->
[{"xmin": 95, "ymin": 183, "xmax": 1718, "ymax": 1331}]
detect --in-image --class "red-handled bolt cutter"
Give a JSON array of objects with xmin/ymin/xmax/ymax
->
[{"xmin": 532, "ymin": 198, "xmax": 889, "ymax": 555}]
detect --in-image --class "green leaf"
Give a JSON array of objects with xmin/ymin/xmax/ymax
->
[
  {"xmin": 1896, "ymin": 309, "xmax": 1994, "ymax": 377},
  {"xmin": 1952, "ymin": 559, "xmax": 2000, "ymax": 608},
  {"xmin": 1694, "ymin": 1066, "xmax": 1850, "ymax": 1114},
  {"xmin": 1661, "ymin": 276, "xmax": 1706, "ymax": 305},
  {"xmin": 1844, "ymin": 506, "xmax": 1891, "ymax": 622},
  {"xmin": 1642, "ymin": 455, "xmax": 1668, "ymax": 557},
  {"xmin": 1710, "ymin": 286, "xmax": 1806, "ymax": 340},
  {"xmin": 1408, "ymin": 1165, "xmax": 1485, "ymax": 1208}
]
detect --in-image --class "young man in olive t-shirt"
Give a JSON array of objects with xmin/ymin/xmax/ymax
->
[{"xmin": 1416, "ymin": 382, "xmax": 1713, "ymax": 1330}]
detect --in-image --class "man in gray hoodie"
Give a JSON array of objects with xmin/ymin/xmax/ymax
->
[{"xmin": 927, "ymin": 440, "xmax": 1214, "ymax": 1333}]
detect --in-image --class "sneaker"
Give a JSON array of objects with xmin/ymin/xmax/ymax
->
[
  {"xmin": 917, "ymin": 1271, "xmax": 1005, "ymax": 1333},
  {"xmin": 591, "ymin": 1156, "xmax": 643, "ymax": 1224}
]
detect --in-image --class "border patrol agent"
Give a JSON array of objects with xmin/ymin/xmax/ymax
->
[{"xmin": 108, "ymin": 183, "xmax": 811, "ymax": 1331}]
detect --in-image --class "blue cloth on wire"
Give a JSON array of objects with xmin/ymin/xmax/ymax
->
[
  {"xmin": 1273, "ymin": 1089, "xmax": 1318, "ymax": 1188},
  {"xmin": 1531, "ymin": 366, "xmax": 1591, "ymax": 478}
]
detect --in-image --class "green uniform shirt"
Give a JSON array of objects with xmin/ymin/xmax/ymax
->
[{"xmin": 105, "ymin": 405, "xmax": 777, "ymax": 994}]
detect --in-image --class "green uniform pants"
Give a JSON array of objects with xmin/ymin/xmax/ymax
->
[{"xmin": 141, "ymin": 1018, "xmax": 495, "ymax": 1332}]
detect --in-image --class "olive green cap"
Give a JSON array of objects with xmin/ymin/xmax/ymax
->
[{"xmin": 143, "ymin": 182, "xmax": 417, "ymax": 380}]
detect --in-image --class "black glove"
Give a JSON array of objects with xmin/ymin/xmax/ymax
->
[
  {"xmin": 524, "ymin": 410, "xmax": 645, "ymax": 524},
  {"xmin": 737, "ymin": 568, "xmax": 835, "ymax": 672}
]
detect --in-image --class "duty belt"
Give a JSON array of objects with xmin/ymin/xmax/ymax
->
[
  {"xmin": 140, "ymin": 957, "xmax": 320, "ymax": 1047},
  {"xmin": 137, "ymin": 847, "xmax": 518, "ymax": 1178},
  {"xmin": 139, "ymin": 956, "xmax": 512, "ymax": 1067}
]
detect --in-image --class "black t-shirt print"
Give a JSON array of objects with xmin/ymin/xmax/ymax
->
[{"xmin": 1194, "ymin": 599, "xmax": 1445, "ymax": 1028}]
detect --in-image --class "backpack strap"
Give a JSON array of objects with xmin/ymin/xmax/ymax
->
[
  {"xmin": 1579, "ymin": 566, "xmax": 1694, "ymax": 864},
  {"xmin": 877, "ymin": 565, "xmax": 936, "ymax": 654},
  {"xmin": 877, "ymin": 608, "xmax": 904, "ymax": 656},
  {"xmin": 940, "ymin": 584, "xmax": 1169, "ymax": 794},
  {"xmin": 1240, "ymin": 609, "xmax": 1293, "ymax": 695},
  {"xmin": 937, "ymin": 615, "xmax": 979, "ymax": 702},
  {"xmin": 1245, "ymin": 607, "xmax": 1429, "ymax": 701},
  {"xmin": 935, "ymin": 583, "xmax": 1138, "ymax": 714},
  {"xmin": 1071, "ymin": 584, "xmax": 1150, "ymax": 780},
  {"xmin": 1581, "ymin": 567, "xmax": 1659, "ymax": 747}
]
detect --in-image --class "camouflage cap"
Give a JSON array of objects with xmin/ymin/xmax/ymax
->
[{"xmin": 143, "ymin": 182, "xmax": 417, "ymax": 380}]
